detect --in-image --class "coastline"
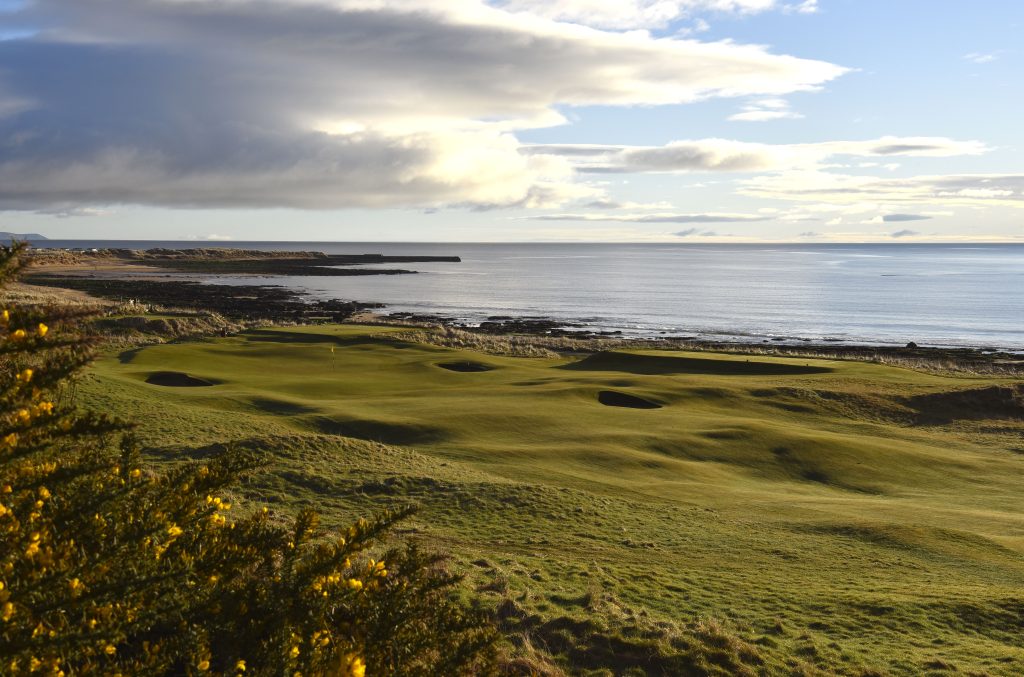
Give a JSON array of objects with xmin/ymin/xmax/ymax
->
[{"xmin": 21, "ymin": 247, "xmax": 1024, "ymax": 370}]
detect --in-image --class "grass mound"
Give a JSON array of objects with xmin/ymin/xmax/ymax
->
[
  {"xmin": 597, "ymin": 390, "xmax": 663, "ymax": 409},
  {"xmin": 145, "ymin": 370, "xmax": 216, "ymax": 387},
  {"xmin": 565, "ymin": 350, "xmax": 834, "ymax": 376}
]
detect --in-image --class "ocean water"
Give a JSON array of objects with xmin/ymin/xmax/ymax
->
[{"xmin": 34, "ymin": 241, "xmax": 1024, "ymax": 350}]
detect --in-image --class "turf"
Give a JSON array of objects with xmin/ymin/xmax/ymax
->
[{"xmin": 78, "ymin": 325, "xmax": 1024, "ymax": 675}]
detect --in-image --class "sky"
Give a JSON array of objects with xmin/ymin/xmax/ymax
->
[{"xmin": 0, "ymin": 0, "xmax": 1022, "ymax": 242}]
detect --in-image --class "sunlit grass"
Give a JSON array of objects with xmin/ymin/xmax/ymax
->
[{"xmin": 80, "ymin": 324, "xmax": 1024, "ymax": 675}]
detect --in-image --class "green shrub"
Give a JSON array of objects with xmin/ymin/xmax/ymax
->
[{"xmin": 0, "ymin": 244, "xmax": 498, "ymax": 675}]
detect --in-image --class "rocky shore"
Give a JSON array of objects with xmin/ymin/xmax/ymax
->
[
  {"xmin": 26, "ymin": 276, "xmax": 381, "ymax": 323},
  {"xmin": 383, "ymin": 312, "xmax": 1024, "ymax": 372}
]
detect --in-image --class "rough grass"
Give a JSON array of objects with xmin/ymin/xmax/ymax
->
[
  {"xmin": 76, "ymin": 325, "xmax": 1024, "ymax": 675},
  {"xmin": 388, "ymin": 325, "xmax": 1024, "ymax": 377}
]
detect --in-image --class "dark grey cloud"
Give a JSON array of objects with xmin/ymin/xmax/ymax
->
[
  {"xmin": 529, "ymin": 136, "xmax": 985, "ymax": 175},
  {"xmin": 869, "ymin": 143, "xmax": 948, "ymax": 155},
  {"xmin": 628, "ymin": 214, "xmax": 770, "ymax": 223},
  {"xmin": 882, "ymin": 213, "xmax": 932, "ymax": 222},
  {"xmin": 0, "ymin": 0, "xmax": 845, "ymax": 211},
  {"xmin": 525, "ymin": 146, "xmax": 619, "ymax": 157},
  {"xmin": 673, "ymin": 228, "xmax": 722, "ymax": 237},
  {"xmin": 890, "ymin": 229, "xmax": 920, "ymax": 238},
  {"xmin": 590, "ymin": 145, "xmax": 769, "ymax": 173},
  {"xmin": 535, "ymin": 141, "xmax": 776, "ymax": 173}
]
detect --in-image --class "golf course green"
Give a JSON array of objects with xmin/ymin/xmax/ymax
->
[{"xmin": 80, "ymin": 325, "xmax": 1024, "ymax": 675}]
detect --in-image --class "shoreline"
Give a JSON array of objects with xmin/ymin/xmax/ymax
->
[
  {"xmin": 367, "ymin": 310, "xmax": 1024, "ymax": 371},
  {"xmin": 21, "ymin": 248, "xmax": 1024, "ymax": 369}
]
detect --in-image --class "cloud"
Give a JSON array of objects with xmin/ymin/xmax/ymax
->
[
  {"xmin": 496, "ymin": 0, "xmax": 791, "ymax": 30},
  {"xmin": 0, "ymin": 0, "xmax": 847, "ymax": 212},
  {"xmin": 784, "ymin": 0, "xmax": 818, "ymax": 13},
  {"xmin": 890, "ymin": 229, "xmax": 919, "ymax": 238},
  {"xmin": 582, "ymin": 198, "xmax": 674, "ymax": 209},
  {"xmin": 528, "ymin": 136, "xmax": 988, "ymax": 173},
  {"xmin": 797, "ymin": 231, "xmax": 818, "ymax": 237},
  {"xmin": 742, "ymin": 172, "xmax": 1024, "ymax": 208},
  {"xmin": 35, "ymin": 206, "xmax": 109, "ymax": 218},
  {"xmin": 728, "ymin": 97, "xmax": 803, "ymax": 122},
  {"xmin": 963, "ymin": 52, "xmax": 997, "ymax": 64},
  {"xmin": 528, "ymin": 212, "xmax": 771, "ymax": 223},
  {"xmin": 728, "ymin": 109, "xmax": 803, "ymax": 122},
  {"xmin": 882, "ymin": 213, "xmax": 931, "ymax": 222},
  {"xmin": 674, "ymin": 228, "xmax": 723, "ymax": 236}
]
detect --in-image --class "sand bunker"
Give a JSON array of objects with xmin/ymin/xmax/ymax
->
[
  {"xmin": 437, "ymin": 361, "xmax": 495, "ymax": 373},
  {"xmin": 145, "ymin": 371, "xmax": 215, "ymax": 387},
  {"xmin": 598, "ymin": 390, "xmax": 663, "ymax": 409}
]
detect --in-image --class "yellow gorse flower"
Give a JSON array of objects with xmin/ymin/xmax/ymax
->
[
  {"xmin": 344, "ymin": 654, "xmax": 366, "ymax": 677},
  {"xmin": 36, "ymin": 323, "xmax": 48, "ymax": 338},
  {"xmin": 17, "ymin": 369, "xmax": 33, "ymax": 384},
  {"xmin": 10, "ymin": 329, "xmax": 26, "ymax": 341}
]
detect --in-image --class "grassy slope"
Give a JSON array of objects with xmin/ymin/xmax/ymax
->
[{"xmin": 79, "ymin": 325, "xmax": 1024, "ymax": 675}]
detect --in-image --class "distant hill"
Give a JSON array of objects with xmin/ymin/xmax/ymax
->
[{"xmin": 0, "ymin": 232, "xmax": 48, "ymax": 241}]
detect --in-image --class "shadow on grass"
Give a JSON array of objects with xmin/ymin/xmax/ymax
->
[
  {"xmin": 248, "ymin": 397, "xmax": 319, "ymax": 416},
  {"xmin": 907, "ymin": 385, "xmax": 1024, "ymax": 424},
  {"xmin": 118, "ymin": 347, "xmax": 146, "ymax": 364},
  {"xmin": 561, "ymin": 351, "xmax": 834, "ymax": 376},
  {"xmin": 597, "ymin": 390, "xmax": 663, "ymax": 409},
  {"xmin": 243, "ymin": 328, "xmax": 416, "ymax": 350},
  {"xmin": 437, "ymin": 361, "xmax": 496, "ymax": 373},
  {"xmin": 306, "ymin": 415, "xmax": 448, "ymax": 446},
  {"xmin": 145, "ymin": 371, "xmax": 218, "ymax": 387}
]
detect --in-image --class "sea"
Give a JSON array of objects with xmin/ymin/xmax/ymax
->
[{"xmin": 32, "ymin": 241, "xmax": 1024, "ymax": 351}]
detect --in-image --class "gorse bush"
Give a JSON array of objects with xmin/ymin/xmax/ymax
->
[{"xmin": 0, "ymin": 244, "xmax": 499, "ymax": 675}]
